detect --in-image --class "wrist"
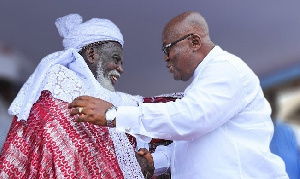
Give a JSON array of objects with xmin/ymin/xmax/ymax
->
[{"xmin": 105, "ymin": 106, "xmax": 117, "ymax": 127}]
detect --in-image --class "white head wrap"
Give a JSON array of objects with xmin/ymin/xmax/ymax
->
[{"xmin": 55, "ymin": 14, "xmax": 124, "ymax": 50}]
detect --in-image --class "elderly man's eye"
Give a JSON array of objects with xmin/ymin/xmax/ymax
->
[{"xmin": 113, "ymin": 56, "xmax": 122, "ymax": 64}]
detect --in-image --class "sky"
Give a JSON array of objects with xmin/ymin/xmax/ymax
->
[{"xmin": 0, "ymin": 1, "xmax": 299, "ymax": 97}]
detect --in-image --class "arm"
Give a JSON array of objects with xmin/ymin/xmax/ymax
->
[
  {"xmin": 116, "ymin": 61, "xmax": 256, "ymax": 141},
  {"xmin": 69, "ymin": 58, "xmax": 259, "ymax": 141}
]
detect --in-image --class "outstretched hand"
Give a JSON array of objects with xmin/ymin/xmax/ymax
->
[{"xmin": 68, "ymin": 96, "xmax": 113, "ymax": 126}]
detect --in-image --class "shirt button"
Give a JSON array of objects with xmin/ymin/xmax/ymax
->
[{"xmin": 125, "ymin": 126, "xmax": 131, "ymax": 132}]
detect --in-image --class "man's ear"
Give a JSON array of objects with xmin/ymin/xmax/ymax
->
[
  {"xmin": 191, "ymin": 34, "xmax": 202, "ymax": 51},
  {"xmin": 86, "ymin": 47, "xmax": 95, "ymax": 64}
]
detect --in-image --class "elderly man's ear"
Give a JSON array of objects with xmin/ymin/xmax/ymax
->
[{"xmin": 86, "ymin": 47, "xmax": 96, "ymax": 64}]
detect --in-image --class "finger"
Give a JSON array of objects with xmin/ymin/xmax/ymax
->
[
  {"xmin": 143, "ymin": 153, "xmax": 154, "ymax": 166},
  {"xmin": 68, "ymin": 99, "xmax": 86, "ymax": 109},
  {"xmin": 138, "ymin": 148, "xmax": 149, "ymax": 154},
  {"xmin": 70, "ymin": 108, "xmax": 78, "ymax": 116},
  {"xmin": 144, "ymin": 153, "xmax": 153, "ymax": 160},
  {"xmin": 72, "ymin": 95, "xmax": 90, "ymax": 101},
  {"xmin": 74, "ymin": 114, "xmax": 92, "ymax": 123},
  {"xmin": 69, "ymin": 95, "xmax": 95, "ymax": 108},
  {"xmin": 137, "ymin": 150, "xmax": 145, "ymax": 156},
  {"xmin": 76, "ymin": 95, "xmax": 93, "ymax": 100},
  {"xmin": 137, "ymin": 148, "xmax": 149, "ymax": 156},
  {"xmin": 69, "ymin": 107, "xmax": 82, "ymax": 116},
  {"xmin": 74, "ymin": 116, "xmax": 85, "ymax": 122},
  {"xmin": 138, "ymin": 148, "xmax": 147, "ymax": 151}
]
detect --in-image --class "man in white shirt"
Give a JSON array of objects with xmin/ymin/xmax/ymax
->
[{"xmin": 69, "ymin": 11, "xmax": 288, "ymax": 178}]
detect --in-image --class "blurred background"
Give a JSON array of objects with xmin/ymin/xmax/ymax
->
[{"xmin": 0, "ymin": 1, "xmax": 300, "ymax": 152}]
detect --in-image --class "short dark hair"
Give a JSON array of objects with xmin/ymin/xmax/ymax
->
[{"xmin": 78, "ymin": 40, "xmax": 121, "ymax": 56}]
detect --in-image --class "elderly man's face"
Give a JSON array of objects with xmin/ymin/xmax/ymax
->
[{"xmin": 95, "ymin": 42, "xmax": 123, "ymax": 92}]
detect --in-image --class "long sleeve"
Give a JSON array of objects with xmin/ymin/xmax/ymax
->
[{"xmin": 116, "ymin": 49, "xmax": 260, "ymax": 141}]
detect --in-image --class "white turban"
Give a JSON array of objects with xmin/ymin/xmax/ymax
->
[{"xmin": 55, "ymin": 14, "xmax": 124, "ymax": 50}]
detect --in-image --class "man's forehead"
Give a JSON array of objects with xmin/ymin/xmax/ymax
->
[
  {"xmin": 162, "ymin": 32, "xmax": 180, "ymax": 45},
  {"xmin": 162, "ymin": 22, "xmax": 184, "ymax": 44},
  {"xmin": 162, "ymin": 32, "xmax": 172, "ymax": 45},
  {"xmin": 100, "ymin": 43, "xmax": 123, "ymax": 54},
  {"xmin": 101, "ymin": 41, "xmax": 122, "ymax": 49}
]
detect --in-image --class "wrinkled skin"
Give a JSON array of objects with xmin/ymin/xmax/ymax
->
[{"xmin": 84, "ymin": 42, "xmax": 124, "ymax": 92}]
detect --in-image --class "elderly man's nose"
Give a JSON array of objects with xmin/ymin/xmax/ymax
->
[{"xmin": 117, "ymin": 65, "xmax": 124, "ymax": 74}]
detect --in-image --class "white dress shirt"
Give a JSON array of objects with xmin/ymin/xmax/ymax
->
[{"xmin": 116, "ymin": 46, "xmax": 288, "ymax": 178}]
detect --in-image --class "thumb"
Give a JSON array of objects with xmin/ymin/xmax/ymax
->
[
  {"xmin": 137, "ymin": 150, "xmax": 145, "ymax": 156},
  {"xmin": 138, "ymin": 148, "xmax": 149, "ymax": 156}
]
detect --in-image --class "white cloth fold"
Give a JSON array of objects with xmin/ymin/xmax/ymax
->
[{"xmin": 55, "ymin": 14, "xmax": 124, "ymax": 50}]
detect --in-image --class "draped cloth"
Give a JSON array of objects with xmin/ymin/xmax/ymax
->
[
  {"xmin": 0, "ymin": 63, "xmax": 144, "ymax": 178},
  {"xmin": 1, "ymin": 91, "xmax": 124, "ymax": 178}
]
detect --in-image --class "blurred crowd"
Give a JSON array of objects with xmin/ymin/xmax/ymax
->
[{"xmin": 0, "ymin": 41, "xmax": 34, "ymax": 151}]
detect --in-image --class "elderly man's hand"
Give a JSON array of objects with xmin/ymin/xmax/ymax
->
[
  {"xmin": 137, "ymin": 148, "xmax": 154, "ymax": 167},
  {"xmin": 136, "ymin": 149, "xmax": 154, "ymax": 179},
  {"xmin": 68, "ymin": 96, "xmax": 113, "ymax": 126}
]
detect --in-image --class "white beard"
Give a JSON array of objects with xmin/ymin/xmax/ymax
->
[{"xmin": 95, "ymin": 63, "xmax": 116, "ymax": 92}]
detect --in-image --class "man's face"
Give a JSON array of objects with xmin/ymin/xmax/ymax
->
[
  {"xmin": 162, "ymin": 33, "xmax": 192, "ymax": 81},
  {"xmin": 95, "ymin": 42, "xmax": 123, "ymax": 92}
]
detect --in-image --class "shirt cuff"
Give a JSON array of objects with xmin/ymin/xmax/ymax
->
[
  {"xmin": 152, "ymin": 147, "xmax": 170, "ymax": 176},
  {"xmin": 116, "ymin": 106, "xmax": 152, "ymax": 143}
]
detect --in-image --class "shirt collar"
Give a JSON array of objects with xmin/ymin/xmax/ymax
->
[{"xmin": 192, "ymin": 45, "xmax": 223, "ymax": 79}]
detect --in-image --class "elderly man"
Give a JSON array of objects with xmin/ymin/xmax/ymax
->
[
  {"xmin": 69, "ymin": 11, "xmax": 288, "ymax": 178},
  {"xmin": 0, "ymin": 14, "xmax": 152, "ymax": 178}
]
